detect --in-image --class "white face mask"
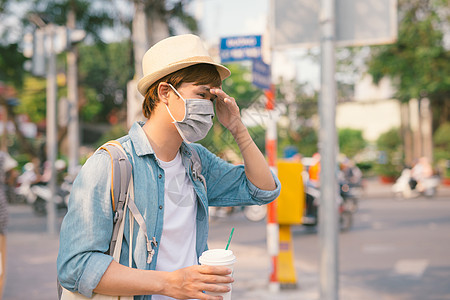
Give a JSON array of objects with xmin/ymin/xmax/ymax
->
[{"xmin": 165, "ymin": 83, "xmax": 215, "ymax": 143}]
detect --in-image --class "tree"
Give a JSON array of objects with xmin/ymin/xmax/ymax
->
[
  {"xmin": 374, "ymin": 128, "xmax": 403, "ymax": 178},
  {"xmin": 77, "ymin": 41, "xmax": 133, "ymax": 123},
  {"xmin": 277, "ymin": 78, "xmax": 319, "ymax": 157},
  {"xmin": 338, "ymin": 128, "xmax": 366, "ymax": 159},
  {"xmin": 366, "ymin": 0, "xmax": 450, "ymax": 130},
  {"xmin": 0, "ymin": 0, "xmax": 119, "ymax": 159}
]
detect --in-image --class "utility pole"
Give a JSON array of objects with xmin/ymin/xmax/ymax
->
[
  {"xmin": 319, "ymin": 0, "xmax": 338, "ymax": 299},
  {"xmin": 45, "ymin": 24, "xmax": 58, "ymax": 236},
  {"xmin": 127, "ymin": 2, "xmax": 148, "ymax": 128},
  {"xmin": 67, "ymin": 8, "xmax": 80, "ymax": 176}
]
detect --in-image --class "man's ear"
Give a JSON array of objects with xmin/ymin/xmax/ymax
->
[{"xmin": 158, "ymin": 82, "xmax": 171, "ymax": 105}]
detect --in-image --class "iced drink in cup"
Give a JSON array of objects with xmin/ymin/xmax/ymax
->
[{"xmin": 199, "ymin": 249, "xmax": 236, "ymax": 300}]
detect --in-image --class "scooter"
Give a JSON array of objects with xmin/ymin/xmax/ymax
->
[
  {"xmin": 303, "ymin": 182, "xmax": 353, "ymax": 232},
  {"xmin": 392, "ymin": 168, "xmax": 440, "ymax": 198},
  {"xmin": 16, "ymin": 161, "xmax": 72, "ymax": 216},
  {"xmin": 30, "ymin": 179, "xmax": 71, "ymax": 216},
  {"xmin": 15, "ymin": 162, "xmax": 38, "ymax": 205},
  {"xmin": 339, "ymin": 181, "xmax": 359, "ymax": 213}
]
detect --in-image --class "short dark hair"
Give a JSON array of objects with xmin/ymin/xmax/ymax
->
[{"xmin": 142, "ymin": 63, "xmax": 222, "ymax": 118}]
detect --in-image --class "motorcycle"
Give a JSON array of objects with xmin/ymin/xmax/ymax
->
[
  {"xmin": 339, "ymin": 181, "xmax": 360, "ymax": 213},
  {"xmin": 15, "ymin": 162, "xmax": 38, "ymax": 205},
  {"xmin": 392, "ymin": 168, "xmax": 440, "ymax": 198},
  {"xmin": 16, "ymin": 160, "xmax": 72, "ymax": 216},
  {"xmin": 303, "ymin": 182, "xmax": 353, "ymax": 232}
]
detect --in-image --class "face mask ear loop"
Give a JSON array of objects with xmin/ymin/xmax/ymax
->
[
  {"xmin": 164, "ymin": 103, "xmax": 178, "ymax": 124},
  {"xmin": 168, "ymin": 83, "xmax": 188, "ymax": 121}
]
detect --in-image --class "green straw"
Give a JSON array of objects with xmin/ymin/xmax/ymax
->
[{"xmin": 225, "ymin": 228, "xmax": 235, "ymax": 250}]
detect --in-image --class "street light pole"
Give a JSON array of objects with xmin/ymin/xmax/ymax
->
[
  {"xmin": 319, "ymin": 0, "xmax": 338, "ymax": 299},
  {"xmin": 67, "ymin": 9, "xmax": 80, "ymax": 176},
  {"xmin": 45, "ymin": 24, "xmax": 58, "ymax": 236}
]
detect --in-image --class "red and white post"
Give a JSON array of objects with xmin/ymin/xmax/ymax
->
[{"xmin": 265, "ymin": 85, "xmax": 280, "ymax": 292}]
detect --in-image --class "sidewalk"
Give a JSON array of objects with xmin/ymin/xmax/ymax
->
[{"xmin": 362, "ymin": 176, "xmax": 450, "ymax": 199}]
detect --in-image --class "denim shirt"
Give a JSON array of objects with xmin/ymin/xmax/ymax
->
[{"xmin": 57, "ymin": 122, "xmax": 281, "ymax": 299}]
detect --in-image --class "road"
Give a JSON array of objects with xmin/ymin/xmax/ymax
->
[{"xmin": 3, "ymin": 179, "xmax": 450, "ymax": 299}]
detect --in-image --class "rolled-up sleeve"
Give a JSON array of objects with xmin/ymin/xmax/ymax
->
[
  {"xmin": 192, "ymin": 144, "xmax": 281, "ymax": 206},
  {"xmin": 57, "ymin": 151, "xmax": 115, "ymax": 298},
  {"xmin": 245, "ymin": 170, "xmax": 281, "ymax": 202}
]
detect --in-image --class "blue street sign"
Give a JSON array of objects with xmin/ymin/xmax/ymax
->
[
  {"xmin": 220, "ymin": 35, "xmax": 262, "ymax": 63},
  {"xmin": 252, "ymin": 59, "xmax": 271, "ymax": 90}
]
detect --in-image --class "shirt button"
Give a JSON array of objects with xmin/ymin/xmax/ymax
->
[
  {"xmin": 159, "ymin": 205, "xmax": 163, "ymax": 210},
  {"xmin": 158, "ymin": 174, "xmax": 162, "ymax": 179}
]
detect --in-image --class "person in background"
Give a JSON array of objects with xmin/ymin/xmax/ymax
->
[
  {"xmin": 308, "ymin": 152, "xmax": 321, "ymax": 188},
  {"xmin": 0, "ymin": 150, "xmax": 18, "ymax": 298},
  {"xmin": 411, "ymin": 156, "xmax": 433, "ymax": 192}
]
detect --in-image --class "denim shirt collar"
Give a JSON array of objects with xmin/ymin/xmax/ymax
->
[{"xmin": 129, "ymin": 121, "xmax": 193, "ymax": 158}]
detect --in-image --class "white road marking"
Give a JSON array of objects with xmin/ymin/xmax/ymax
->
[
  {"xmin": 394, "ymin": 259, "xmax": 428, "ymax": 278},
  {"xmin": 362, "ymin": 244, "xmax": 396, "ymax": 254}
]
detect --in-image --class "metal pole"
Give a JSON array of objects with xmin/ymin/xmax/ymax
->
[
  {"xmin": 266, "ymin": 111, "xmax": 279, "ymax": 293},
  {"xmin": 127, "ymin": 2, "xmax": 148, "ymax": 128},
  {"xmin": 67, "ymin": 9, "xmax": 80, "ymax": 176},
  {"xmin": 46, "ymin": 25, "xmax": 58, "ymax": 236},
  {"xmin": 319, "ymin": 0, "xmax": 338, "ymax": 299}
]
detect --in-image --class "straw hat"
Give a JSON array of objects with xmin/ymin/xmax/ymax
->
[{"xmin": 137, "ymin": 34, "xmax": 231, "ymax": 96}]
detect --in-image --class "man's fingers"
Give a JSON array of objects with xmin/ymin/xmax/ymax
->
[
  {"xmin": 200, "ymin": 274, "xmax": 234, "ymax": 284},
  {"xmin": 210, "ymin": 88, "xmax": 231, "ymax": 101},
  {"xmin": 198, "ymin": 265, "xmax": 232, "ymax": 276},
  {"xmin": 201, "ymin": 282, "xmax": 231, "ymax": 293}
]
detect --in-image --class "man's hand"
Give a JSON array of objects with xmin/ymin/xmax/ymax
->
[
  {"xmin": 162, "ymin": 265, "xmax": 234, "ymax": 300},
  {"xmin": 210, "ymin": 88, "xmax": 243, "ymax": 135}
]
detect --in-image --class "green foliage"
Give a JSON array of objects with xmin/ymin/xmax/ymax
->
[
  {"xmin": 338, "ymin": 128, "xmax": 366, "ymax": 158},
  {"xmin": 433, "ymin": 122, "xmax": 450, "ymax": 162},
  {"xmin": 296, "ymin": 127, "xmax": 318, "ymax": 157},
  {"xmin": 95, "ymin": 123, "xmax": 128, "ymax": 148},
  {"xmin": 0, "ymin": 43, "xmax": 26, "ymax": 89},
  {"xmin": 15, "ymin": 76, "xmax": 46, "ymax": 123},
  {"xmin": 78, "ymin": 40, "xmax": 133, "ymax": 122},
  {"xmin": 374, "ymin": 128, "xmax": 403, "ymax": 177},
  {"xmin": 278, "ymin": 126, "xmax": 318, "ymax": 158},
  {"xmin": 16, "ymin": 74, "xmax": 67, "ymax": 123},
  {"xmin": 367, "ymin": 0, "xmax": 450, "ymax": 126},
  {"xmin": 376, "ymin": 128, "xmax": 402, "ymax": 151},
  {"xmin": 276, "ymin": 78, "xmax": 319, "ymax": 158}
]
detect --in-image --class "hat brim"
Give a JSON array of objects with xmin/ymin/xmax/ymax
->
[{"xmin": 137, "ymin": 59, "xmax": 231, "ymax": 96}]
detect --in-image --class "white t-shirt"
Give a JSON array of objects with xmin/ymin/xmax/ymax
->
[{"xmin": 153, "ymin": 152, "xmax": 198, "ymax": 300}]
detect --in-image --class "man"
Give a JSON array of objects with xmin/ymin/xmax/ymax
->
[{"xmin": 57, "ymin": 34, "xmax": 280, "ymax": 300}]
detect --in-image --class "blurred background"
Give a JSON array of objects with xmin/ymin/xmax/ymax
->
[{"xmin": 0, "ymin": 0, "xmax": 449, "ymax": 299}]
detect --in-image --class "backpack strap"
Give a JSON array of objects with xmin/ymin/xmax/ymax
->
[
  {"xmin": 190, "ymin": 147, "xmax": 207, "ymax": 192},
  {"xmin": 98, "ymin": 141, "xmax": 132, "ymax": 255},
  {"xmin": 97, "ymin": 140, "xmax": 157, "ymax": 263}
]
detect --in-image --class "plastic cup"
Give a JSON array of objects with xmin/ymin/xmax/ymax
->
[{"xmin": 199, "ymin": 249, "xmax": 236, "ymax": 300}]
